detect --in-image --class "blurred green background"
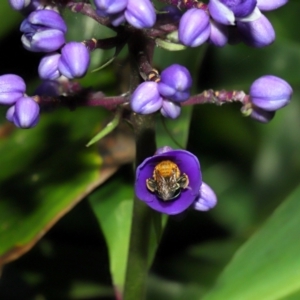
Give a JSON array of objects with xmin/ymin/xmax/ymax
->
[{"xmin": 1, "ymin": 1, "xmax": 300, "ymax": 299}]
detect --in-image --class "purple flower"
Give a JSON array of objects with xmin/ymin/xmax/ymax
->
[
  {"xmin": 35, "ymin": 80, "xmax": 60, "ymax": 96},
  {"xmin": 257, "ymin": 0, "xmax": 288, "ymax": 11},
  {"xmin": 249, "ymin": 75, "xmax": 292, "ymax": 111},
  {"xmin": 94, "ymin": 0, "xmax": 128, "ymax": 16},
  {"xmin": 209, "ymin": 19, "xmax": 228, "ymax": 47},
  {"xmin": 58, "ymin": 42, "xmax": 90, "ymax": 79},
  {"xmin": 20, "ymin": 9, "xmax": 67, "ymax": 52},
  {"xmin": 158, "ymin": 64, "xmax": 192, "ymax": 102},
  {"xmin": 125, "ymin": 0, "xmax": 156, "ymax": 29},
  {"xmin": 38, "ymin": 53, "xmax": 61, "ymax": 80},
  {"xmin": 135, "ymin": 148, "xmax": 202, "ymax": 215},
  {"xmin": 160, "ymin": 100, "xmax": 181, "ymax": 119},
  {"xmin": 236, "ymin": 12, "xmax": 275, "ymax": 47},
  {"xmin": 9, "ymin": 0, "xmax": 41, "ymax": 13},
  {"xmin": 158, "ymin": 5, "xmax": 182, "ymax": 23},
  {"xmin": 130, "ymin": 82, "xmax": 163, "ymax": 114},
  {"xmin": 179, "ymin": 8, "xmax": 210, "ymax": 47},
  {"xmin": 221, "ymin": 0, "xmax": 257, "ymax": 18},
  {"xmin": 6, "ymin": 106, "xmax": 15, "ymax": 122},
  {"xmin": 0, "ymin": 74, "xmax": 26, "ymax": 105},
  {"xmin": 9, "ymin": 96, "xmax": 40, "ymax": 128},
  {"xmin": 208, "ymin": 0, "xmax": 256, "ymax": 25},
  {"xmin": 9, "ymin": 0, "xmax": 31, "ymax": 10},
  {"xmin": 208, "ymin": 0, "xmax": 235, "ymax": 25},
  {"xmin": 194, "ymin": 182, "xmax": 218, "ymax": 211},
  {"xmin": 249, "ymin": 106, "xmax": 275, "ymax": 123},
  {"xmin": 110, "ymin": 12, "xmax": 126, "ymax": 26}
]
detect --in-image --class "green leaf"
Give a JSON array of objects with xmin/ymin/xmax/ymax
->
[
  {"xmin": 0, "ymin": 107, "xmax": 111, "ymax": 265},
  {"xmin": 89, "ymin": 177, "xmax": 133, "ymax": 293},
  {"xmin": 202, "ymin": 184, "xmax": 300, "ymax": 300},
  {"xmin": 86, "ymin": 112, "xmax": 120, "ymax": 147},
  {"xmin": 155, "ymin": 38, "xmax": 187, "ymax": 51},
  {"xmin": 156, "ymin": 106, "xmax": 192, "ymax": 149}
]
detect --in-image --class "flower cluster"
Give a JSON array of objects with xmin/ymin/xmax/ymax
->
[
  {"xmin": 135, "ymin": 146, "xmax": 217, "ymax": 215},
  {"xmin": 130, "ymin": 64, "xmax": 192, "ymax": 119},
  {"xmin": 179, "ymin": 0, "xmax": 288, "ymax": 48},
  {"xmin": 19, "ymin": 7, "xmax": 90, "ymax": 80},
  {"xmin": 0, "ymin": 74, "xmax": 39, "ymax": 128},
  {"xmin": 4, "ymin": 1, "xmax": 92, "ymax": 128},
  {"xmin": 94, "ymin": 0, "xmax": 156, "ymax": 28}
]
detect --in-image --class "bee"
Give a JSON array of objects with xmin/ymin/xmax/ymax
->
[{"xmin": 146, "ymin": 160, "xmax": 189, "ymax": 201}]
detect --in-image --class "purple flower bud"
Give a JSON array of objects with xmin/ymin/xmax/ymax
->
[
  {"xmin": 94, "ymin": 0, "xmax": 128, "ymax": 16},
  {"xmin": 6, "ymin": 105, "xmax": 15, "ymax": 122},
  {"xmin": 110, "ymin": 12, "xmax": 126, "ymax": 26},
  {"xmin": 209, "ymin": 19, "xmax": 228, "ymax": 47},
  {"xmin": 135, "ymin": 148, "xmax": 202, "ymax": 215},
  {"xmin": 0, "ymin": 74, "xmax": 26, "ymax": 105},
  {"xmin": 158, "ymin": 5, "xmax": 182, "ymax": 22},
  {"xmin": 38, "ymin": 53, "xmax": 61, "ymax": 80},
  {"xmin": 236, "ymin": 13, "xmax": 275, "ymax": 48},
  {"xmin": 20, "ymin": 9, "xmax": 67, "ymax": 52},
  {"xmin": 220, "ymin": 0, "xmax": 257, "ymax": 18},
  {"xmin": 13, "ymin": 96, "xmax": 40, "ymax": 128},
  {"xmin": 208, "ymin": 0, "xmax": 235, "ymax": 25},
  {"xmin": 158, "ymin": 64, "xmax": 192, "ymax": 102},
  {"xmin": 250, "ymin": 106, "xmax": 275, "ymax": 123},
  {"xmin": 257, "ymin": 0, "xmax": 288, "ymax": 11},
  {"xmin": 35, "ymin": 80, "xmax": 60, "ymax": 96},
  {"xmin": 58, "ymin": 42, "xmax": 90, "ymax": 79},
  {"xmin": 125, "ymin": 0, "xmax": 156, "ymax": 29},
  {"xmin": 130, "ymin": 82, "xmax": 163, "ymax": 114},
  {"xmin": 9, "ymin": 0, "xmax": 30, "ymax": 10},
  {"xmin": 9, "ymin": 0, "xmax": 41, "ymax": 13},
  {"xmin": 161, "ymin": 100, "xmax": 181, "ymax": 119},
  {"xmin": 179, "ymin": 8, "xmax": 210, "ymax": 47},
  {"xmin": 249, "ymin": 75, "xmax": 292, "ymax": 111},
  {"xmin": 194, "ymin": 182, "xmax": 217, "ymax": 211}
]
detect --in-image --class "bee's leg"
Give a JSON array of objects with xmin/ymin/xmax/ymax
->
[
  {"xmin": 178, "ymin": 173, "xmax": 189, "ymax": 189},
  {"xmin": 146, "ymin": 178, "xmax": 157, "ymax": 192}
]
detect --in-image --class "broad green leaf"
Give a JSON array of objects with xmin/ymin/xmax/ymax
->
[
  {"xmin": 89, "ymin": 178, "xmax": 134, "ymax": 293},
  {"xmin": 202, "ymin": 184, "xmax": 300, "ymax": 300},
  {"xmin": 0, "ymin": 107, "xmax": 112, "ymax": 265}
]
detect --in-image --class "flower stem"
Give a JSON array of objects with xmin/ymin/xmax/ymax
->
[
  {"xmin": 123, "ymin": 33, "xmax": 157, "ymax": 300},
  {"xmin": 123, "ymin": 113, "xmax": 156, "ymax": 300}
]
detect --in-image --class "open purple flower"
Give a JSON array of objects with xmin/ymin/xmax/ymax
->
[{"xmin": 135, "ymin": 148, "xmax": 202, "ymax": 215}]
